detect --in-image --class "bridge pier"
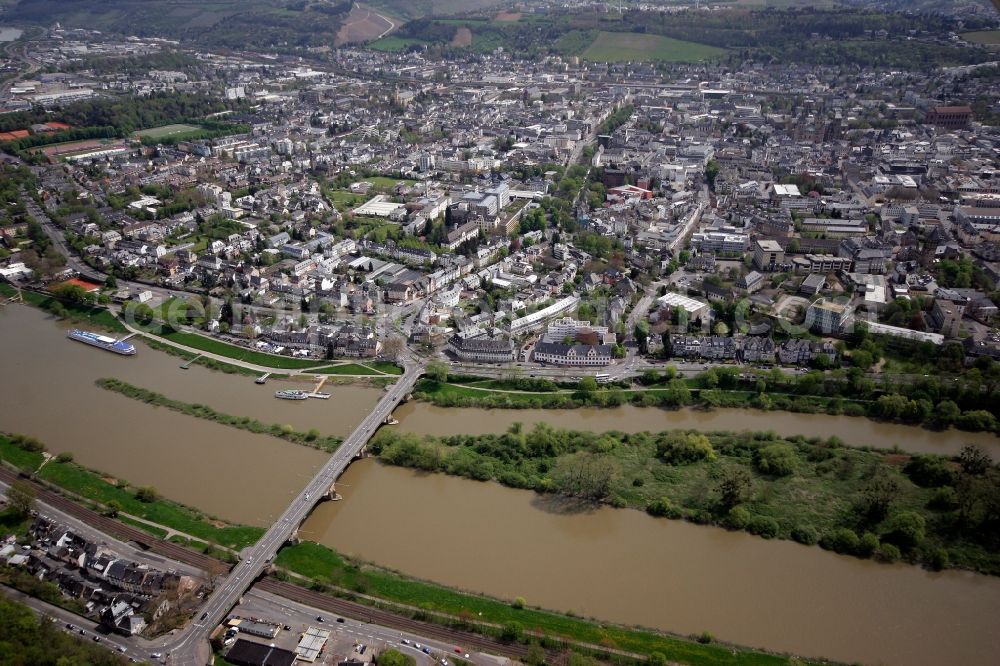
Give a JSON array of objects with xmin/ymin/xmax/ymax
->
[
  {"xmin": 287, "ymin": 528, "xmax": 300, "ymax": 546},
  {"xmin": 322, "ymin": 481, "xmax": 342, "ymax": 501}
]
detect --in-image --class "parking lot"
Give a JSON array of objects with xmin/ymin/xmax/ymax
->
[{"xmin": 225, "ymin": 589, "xmax": 504, "ymax": 666}]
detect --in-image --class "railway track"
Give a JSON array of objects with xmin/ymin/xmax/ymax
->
[
  {"xmin": 0, "ymin": 467, "xmax": 230, "ymax": 574},
  {"xmin": 257, "ymin": 578, "xmax": 535, "ymax": 660}
]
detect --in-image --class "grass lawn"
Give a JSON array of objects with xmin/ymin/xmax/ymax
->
[
  {"xmin": 582, "ymin": 31, "xmax": 726, "ymax": 62},
  {"xmin": 363, "ymin": 175, "xmax": 416, "ymax": 188},
  {"xmin": 156, "ymin": 328, "xmax": 326, "ymax": 370},
  {"xmin": 135, "ymin": 123, "xmax": 202, "ymax": 139},
  {"xmin": 962, "ymin": 30, "xmax": 1000, "ymax": 46},
  {"xmin": 313, "ymin": 364, "xmax": 384, "ymax": 376},
  {"xmin": 368, "ymin": 36, "xmax": 428, "ymax": 51},
  {"xmin": 0, "ymin": 436, "xmax": 46, "ymax": 472},
  {"xmin": 367, "ymin": 361, "xmax": 403, "ymax": 375},
  {"xmin": 276, "ymin": 542, "xmax": 813, "ymax": 665},
  {"xmin": 326, "ymin": 189, "xmax": 366, "ymax": 211},
  {"xmin": 155, "ymin": 296, "xmax": 181, "ymax": 319},
  {"xmin": 34, "ymin": 459, "xmax": 263, "ymax": 549},
  {"xmin": 313, "ymin": 362, "xmax": 402, "ymax": 376},
  {"xmin": 141, "ymin": 336, "xmax": 259, "ymax": 376},
  {"xmin": 118, "ymin": 516, "xmax": 169, "ymax": 539}
]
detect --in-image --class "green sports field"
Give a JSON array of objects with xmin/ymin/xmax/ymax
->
[{"xmin": 135, "ymin": 123, "xmax": 202, "ymax": 139}]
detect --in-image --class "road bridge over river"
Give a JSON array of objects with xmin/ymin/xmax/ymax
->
[{"xmin": 156, "ymin": 360, "xmax": 424, "ymax": 664}]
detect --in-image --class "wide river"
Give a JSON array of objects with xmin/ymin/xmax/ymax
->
[{"xmin": 4, "ymin": 303, "xmax": 1000, "ymax": 664}]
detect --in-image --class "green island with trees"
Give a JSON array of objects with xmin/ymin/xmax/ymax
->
[
  {"xmin": 369, "ymin": 425, "xmax": 1000, "ymax": 575},
  {"xmin": 95, "ymin": 377, "xmax": 344, "ymax": 452}
]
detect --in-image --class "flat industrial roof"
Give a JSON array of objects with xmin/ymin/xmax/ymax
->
[
  {"xmin": 353, "ymin": 194, "xmax": 405, "ymax": 217},
  {"xmin": 295, "ymin": 626, "xmax": 331, "ymax": 663},
  {"xmin": 657, "ymin": 291, "xmax": 708, "ymax": 313}
]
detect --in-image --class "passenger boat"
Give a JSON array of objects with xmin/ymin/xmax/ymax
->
[
  {"xmin": 67, "ymin": 329, "xmax": 136, "ymax": 355},
  {"xmin": 275, "ymin": 389, "xmax": 309, "ymax": 400}
]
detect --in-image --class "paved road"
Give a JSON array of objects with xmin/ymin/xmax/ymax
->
[
  {"xmin": 24, "ymin": 197, "xmax": 107, "ymax": 284},
  {"xmin": 154, "ymin": 361, "xmax": 424, "ymax": 664}
]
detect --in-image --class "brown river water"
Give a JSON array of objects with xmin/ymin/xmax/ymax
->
[{"xmin": 4, "ymin": 303, "xmax": 1000, "ymax": 664}]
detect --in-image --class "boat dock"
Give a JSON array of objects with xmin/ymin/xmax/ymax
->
[
  {"xmin": 0, "ymin": 287, "xmax": 23, "ymax": 306},
  {"xmin": 310, "ymin": 376, "xmax": 330, "ymax": 399},
  {"xmin": 180, "ymin": 354, "xmax": 203, "ymax": 369},
  {"xmin": 255, "ymin": 373, "xmax": 271, "ymax": 385},
  {"xmin": 117, "ymin": 332, "xmax": 138, "ymax": 343}
]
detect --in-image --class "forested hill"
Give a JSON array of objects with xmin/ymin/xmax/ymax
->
[{"xmin": 5, "ymin": 0, "xmax": 357, "ymax": 48}]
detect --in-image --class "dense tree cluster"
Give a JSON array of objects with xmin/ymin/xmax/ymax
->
[
  {"xmin": 0, "ymin": 593, "xmax": 126, "ymax": 665},
  {"xmin": 0, "ymin": 92, "xmax": 230, "ymax": 136}
]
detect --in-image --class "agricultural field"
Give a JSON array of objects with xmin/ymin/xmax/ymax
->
[
  {"xmin": 135, "ymin": 123, "xmax": 202, "ymax": 139},
  {"xmin": 581, "ymin": 31, "xmax": 727, "ymax": 63},
  {"xmin": 451, "ymin": 26, "xmax": 473, "ymax": 47},
  {"xmin": 335, "ymin": 4, "xmax": 397, "ymax": 46},
  {"xmin": 962, "ymin": 30, "xmax": 1000, "ymax": 46}
]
